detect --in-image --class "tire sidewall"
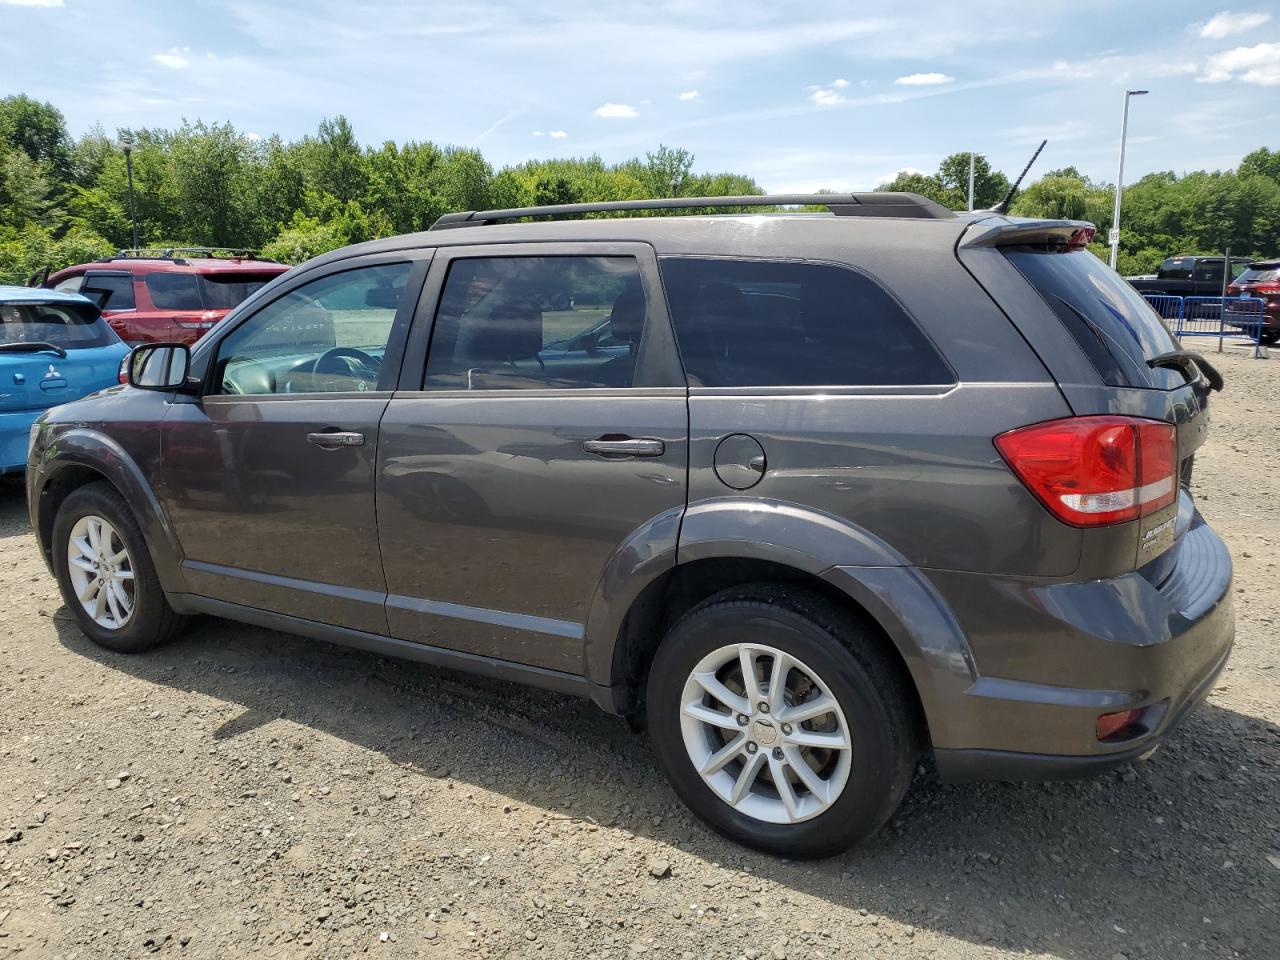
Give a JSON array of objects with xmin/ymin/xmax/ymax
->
[
  {"xmin": 647, "ymin": 600, "xmax": 909, "ymax": 858},
  {"xmin": 51, "ymin": 485, "xmax": 169, "ymax": 653}
]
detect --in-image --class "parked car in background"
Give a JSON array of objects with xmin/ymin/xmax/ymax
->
[
  {"xmin": 1225, "ymin": 260, "xmax": 1280, "ymax": 344},
  {"xmin": 41, "ymin": 248, "xmax": 290, "ymax": 346},
  {"xmin": 1127, "ymin": 255, "xmax": 1253, "ymax": 299},
  {"xmin": 27, "ymin": 194, "xmax": 1234, "ymax": 858},
  {"xmin": 1, "ymin": 286, "xmax": 129, "ymax": 473}
]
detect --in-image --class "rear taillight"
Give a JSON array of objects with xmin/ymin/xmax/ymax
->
[
  {"xmin": 995, "ymin": 416, "xmax": 1177, "ymax": 527},
  {"xmin": 1253, "ymin": 282, "xmax": 1280, "ymax": 296},
  {"xmin": 118, "ymin": 355, "xmax": 129, "ymax": 385}
]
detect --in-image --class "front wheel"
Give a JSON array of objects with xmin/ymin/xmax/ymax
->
[
  {"xmin": 646, "ymin": 585, "xmax": 918, "ymax": 858},
  {"xmin": 51, "ymin": 482, "xmax": 188, "ymax": 653}
]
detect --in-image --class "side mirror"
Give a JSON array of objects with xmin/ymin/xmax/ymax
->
[{"xmin": 127, "ymin": 343, "xmax": 196, "ymax": 392}]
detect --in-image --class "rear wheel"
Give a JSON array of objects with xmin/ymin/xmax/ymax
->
[
  {"xmin": 1259, "ymin": 329, "xmax": 1279, "ymax": 346},
  {"xmin": 51, "ymin": 482, "xmax": 188, "ymax": 653},
  {"xmin": 646, "ymin": 585, "xmax": 917, "ymax": 858}
]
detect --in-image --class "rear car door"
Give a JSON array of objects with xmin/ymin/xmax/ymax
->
[
  {"xmin": 80, "ymin": 270, "xmax": 139, "ymax": 341},
  {"xmin": 376, "ymin": 242, "xmax": 688, "ymax": 675},
  {"xmin": 159, "ymin": 253, "xmax": 431, "ymax": 634}
]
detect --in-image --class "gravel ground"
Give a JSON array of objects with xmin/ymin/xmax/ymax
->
[{"xmin": 1, "ymin": 348, "xmax": 1278, "ymax": 960}]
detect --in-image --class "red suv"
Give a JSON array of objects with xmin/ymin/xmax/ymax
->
[
  {"xmin": 43, "ymin": 249, "xmax": 290, "ymax": 345},
  {"xmin": 1226, "ymin": 260, "xmax": 1280, "ymax": 345}
]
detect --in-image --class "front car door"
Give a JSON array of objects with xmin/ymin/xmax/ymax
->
[
  {"xmin": 376, "ymin": 242, "xmax": 688, "ymax": 675},
  {"xmin": 159, "ymin": 252, "xmax": 431, "ymax": 634}
]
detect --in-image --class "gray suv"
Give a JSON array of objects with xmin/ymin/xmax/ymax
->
[{"xmin": 26, "ymin": 194, "xmax": 1234, "ymax": 858}]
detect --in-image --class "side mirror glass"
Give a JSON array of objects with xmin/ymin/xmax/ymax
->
[{"xmin": 127, "ymin": 343, "xmax": 194, "ymax": 391}]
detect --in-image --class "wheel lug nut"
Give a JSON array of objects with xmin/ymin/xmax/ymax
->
[
  {"xmin": 758, "ymin": 702, "xmax": 770, "ymax": 714},
  {"xmin": 772, "ymin": 747, "xmax": 784, "ymax": 761},
  {"xmin": 735, "ymin": 714, "xmax": 749, "ymax": 727},
  {"xmin": 781, "ymin": 723, "xmax": 793, "ymax": 735}
]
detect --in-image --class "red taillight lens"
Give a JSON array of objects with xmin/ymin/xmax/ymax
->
[
  {"xmin": 1253, "ymin": 282, "xmax": 1280, "ymax": 296},
  {"xmin": 995, "ymin": 416, "xmax": 1177, "ymax": 527},
  {"xmin": 118, "ymin": 355, "xmax": 129, "ymax": 385}
]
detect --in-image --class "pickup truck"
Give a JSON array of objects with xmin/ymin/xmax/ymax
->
[{"xmin": 1127, "ymin": 255, "xmax": 1253, "ymax": 298}]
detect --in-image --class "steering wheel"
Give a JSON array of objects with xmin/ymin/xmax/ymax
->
[{"xmin": 311, "ymin": 346, "xmax": 379, "ymax": 378}]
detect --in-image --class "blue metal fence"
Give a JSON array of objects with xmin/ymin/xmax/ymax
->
[{"xmin": 1139, "ymin": 294, "xmax": 1267, "ymax": 354}]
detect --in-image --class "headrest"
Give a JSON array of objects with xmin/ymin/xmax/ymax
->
[{"xmin": 609, "ymin": 286, "xmax": 646, "ymax": 343}]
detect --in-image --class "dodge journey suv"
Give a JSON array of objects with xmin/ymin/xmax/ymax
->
[{"xmin": 26, "ymin": 194, "xmax": 1234, "ymax": 858}]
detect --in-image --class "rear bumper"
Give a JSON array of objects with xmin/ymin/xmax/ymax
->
[
  {"xmin": 922, "ymin": 516, "xmax": 1234, "ymax": 782},
  {"xmin": 0, "ymin": 408, "xmax": 41, "ymax": 474}
]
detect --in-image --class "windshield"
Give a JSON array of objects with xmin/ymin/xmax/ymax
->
[
  {"xmin": 145, "ymin": 272, "xmax": 277, "ymax": 311},
  {"xmin": 0, "ymin": 300, "xmax": 116, "ymax": 347},
  {"xmin": 1005, "ymin": 247, "xmax": 1182, "ymax": 389}
]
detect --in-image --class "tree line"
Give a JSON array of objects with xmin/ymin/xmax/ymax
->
[{"xmin": 2, "ymin": 93, "xmax": 1278, "ymax": 283}]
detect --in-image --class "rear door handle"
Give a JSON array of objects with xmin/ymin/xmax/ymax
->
[
  {"xmin": 307, "ymin": 431, "xmax": 365, "ymax": 448},
  {"xmin": 582, "ymin": 437, "xmax": 665, "ymax": 458}
]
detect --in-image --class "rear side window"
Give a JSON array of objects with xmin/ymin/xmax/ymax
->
[
  {"xmin": 425, "ymin": 256, "xmax": 647, "ymax": 390},
  {"xmin": 80, "ymin": 273, "xmax": 135, "ymax": 312},
  {"xmin": 1004, "ymin": 248, "xmax": 1180, "ymax": 389},
  {"xmin": 146, "ymin": 272, "xmax": 277, "ymax": 310},
  {"xmin": 146, "ymin": 273, "xmax": 203, "ymax": 310},
  {"xmin": 658, "ymin": 257, "xmax": 952, "ymax": 387},
  {"xmin": 0, "ymin": 300, "xmax": 115, "ymax": 347}
]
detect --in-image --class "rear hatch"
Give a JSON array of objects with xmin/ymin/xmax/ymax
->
[
  {"xmin": 0, "ymin": 298, "xmax": 125, "ymax": 413},
  {"xmin": 998, "ymin": 241, "xmax": 1213, "ymax": 574}
]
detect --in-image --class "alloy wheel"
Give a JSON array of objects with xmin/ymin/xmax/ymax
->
[{"xmin": 66, "ymin": 515, "xmax": 135, "ymax": 630}]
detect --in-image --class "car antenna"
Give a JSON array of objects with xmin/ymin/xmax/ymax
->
[{"xmin": 989, "ymin": 139, "xmax": 1047, "ymax": 215}]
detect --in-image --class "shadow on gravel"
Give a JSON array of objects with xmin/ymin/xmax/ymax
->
[{"xmin": 50, "ymin": 606, "xmax": 1280, "ymax": 960}]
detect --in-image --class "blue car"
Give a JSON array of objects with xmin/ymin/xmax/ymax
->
[{"xmin": 1, "ymin": 285, "xmax": 130, "ymax": 473}]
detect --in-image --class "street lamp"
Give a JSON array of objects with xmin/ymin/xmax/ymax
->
[
  {"xmin": 967, "ymin": 152, "xmax": 985, "ymax": 212},
  {"xmin": 1109, "ymin": 89, "xmax": 1148, "ymax": 270},
  {"xmin": 117, "ymin": 134, "xmax": 139, "ymax": 251}
]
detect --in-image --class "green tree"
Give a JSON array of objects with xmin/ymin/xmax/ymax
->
[{"xmin": 0, "ymin": 94, "xmax": 71, "ymax": 178}]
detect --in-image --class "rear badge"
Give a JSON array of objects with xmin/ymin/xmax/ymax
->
[{"xmin": 1140, "ymin": 515, "xmax": 1176, "ymax": 555}]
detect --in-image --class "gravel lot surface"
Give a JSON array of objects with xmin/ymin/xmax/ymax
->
[{"xmin": 1, "ymin": 349, "xmax": 1277, "ymax": 960}]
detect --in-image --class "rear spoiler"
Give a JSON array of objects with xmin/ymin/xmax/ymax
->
[{"xmin": 959, "ymin": 218, "xmax": 1097, "ymax": 249}]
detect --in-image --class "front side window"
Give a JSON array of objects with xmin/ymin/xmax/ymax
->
[
  {"xmin": 212, "ymin": 262, "xmax": 411, "ymax": 395},
  {"xmin": 425, "ymin": 256, "xmax": 646, "ymax": 390},
  {"xmin": 658, "ymin": 257, "xmax": 953, "ymax": 387},
  {"xmin": 81, "ymin": 273, "xmax": 135, "ymax": 312}
]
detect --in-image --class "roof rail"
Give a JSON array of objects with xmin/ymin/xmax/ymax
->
[
  {"xmin": 97, "ymin": 247, "xmax": 277, "ymax": 264},
  {"xmin": 429, "ymin": 192, "xmax": 954, "ymax": 231}
]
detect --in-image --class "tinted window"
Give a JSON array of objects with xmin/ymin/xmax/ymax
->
[
  {"xmin": 1195, "ymin": 261, "xmax": 1224, "ymax": 284},
  {"xmin": 81, "ymin": 273, "xmax": 135, "ymax": 311},
  {"xmin": 425, "ymin": 256, "xmax": 646, "ymax": 390},
  {"xmin": 145, "ymin": 273, "xmax": 203, "ymax": 310},
  {"xmin": 1157, "ymin": 258, "xmax": 1193, "ymax": 279},
  {"xmin": 1235, "ymin": 267, "xmax": 1280, "ymax": 284},
  {"xmin": 145, "ymin": 272, "xmax": 277, "ymax": 310},
  {"xmin": 0, "ymin": 300, "xmax": 115, "ymax": 347},
  {"xmin": 1005, "ymin": 248, "xmax": 1181, "ymax": 389},
  {"xmin": 658, "ymin": 257, "xmax": 952, "ymax": 387},
  {"xmin": 214, "ymin": 262, "xmax": 411, "ymax": 395}
]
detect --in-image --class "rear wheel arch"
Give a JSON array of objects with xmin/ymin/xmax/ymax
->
[{"xmin": 605, "ymin": 557, "xmax": 930, "ymax": 746}]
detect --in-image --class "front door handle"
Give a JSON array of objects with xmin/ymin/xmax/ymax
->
[
  {"xmin": 307, "ymin": 431, "xmax": 365, "ymax": 448},
  {"xmin": 582, "ymin": 437, "xmax": 665, "ymax": 458}
]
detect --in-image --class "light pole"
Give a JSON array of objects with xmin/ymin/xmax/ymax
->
[
  {"xmin": 118, "ymin": 135, "xmax": 139, "ymax": 251},
  {"xmin": 967, "ymin": 152, "xmax": 985, "ymax": 212},
  {"xmin": 1109, "ymin": 89, "xmax": 1147, "ymax": 270}
]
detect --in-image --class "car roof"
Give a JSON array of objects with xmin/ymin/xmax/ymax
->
[
  {"xmin": 0, "ymin": 284, "xmax": 94, "ymax": 305},
  {"xmin": 47, "ymin": 258, "xmax": 289, "ymax": 281}
]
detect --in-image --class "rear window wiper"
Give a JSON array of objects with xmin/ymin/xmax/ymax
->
[
  {"xmin": 0, "ymin": 341, "xmax": 68, "ymax": 359},
  {"xmin": 1149, "ymin": 349, "xmax": 1223, "ymax": 392}
]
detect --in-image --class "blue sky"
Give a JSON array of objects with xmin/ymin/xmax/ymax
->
[{"xmin": 2, "ymin": 0, "xmax": 1277, "ymax": 190}]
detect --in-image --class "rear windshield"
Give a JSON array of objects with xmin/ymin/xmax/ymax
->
[
  {"xmin": 145, "ymin": 272, "xmax": 276, "ymax": 311},
  {"xmin": 1235, "ymin": 267, "xmax": 1280, "ymax": 284},
  {"xmin": 0, "ymin": 300, "xmax": 116, "ymax": 347},
  {"xmin": 1004, "ymin": 247, "xmax": 1182, "ymax": 389},
  {"xmin": 1157, "ymin": 258, "xmax": 1193, "ymax": 279}
]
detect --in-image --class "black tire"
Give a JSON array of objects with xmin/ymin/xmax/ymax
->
[
  {"xmin": 646, "ymin": 584, "xmax": 918, "ymax": 858},
  {"xmin": 51, "ymin": 482, "xmax": 188, "ymax": 653},
  {"xmin": 1259, "ymin": 330, "xmax": 1279, "ymax": 346}
]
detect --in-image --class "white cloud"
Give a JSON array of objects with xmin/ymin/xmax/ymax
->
[
  {"xmin": 678, "ymin": 89, "xmax": 700, "ymax": 101},
  {"xmin": 895, "ymin": 72, "xmax": 954, "ymax": 86},
  {"xmin": 874, "ymin": 166, "xmax": 927, "ymax": 186},
  {"xmin": 549, "ymin": 130, "xmax": 568, "ymax": 138},
  {"xmin": 1198, "ymin": 11, "xmax": 1270, "ymax": 39},
  {"xmin": 809, "ymin": 88, "xmax": 846, "ymax": 106},
  {"xmin": 594, "ymin": 102, "xmax": 638, "ymax": 118},
  {"xmin": 531, "ymin": 130, "xmax": 544, "ymax": 136},
  {"xmin": 152, "ymin": 47, "xmax": 191, "ymax": 69},
  {"xmin": 0, "ymin": 0, "xmax": 65, "ymax": 6},
  {"xmin": 1201, "ymin": 42, "xmax": 1280, "ymax": 85},
  {"xmin": 831, "ymin": 78, "xmax": 849, "ymax": 88}
]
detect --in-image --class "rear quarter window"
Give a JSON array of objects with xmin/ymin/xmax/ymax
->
[
  {"xmin": 658, "ymin": 257, "xmax": 954, "ymax": 388},
  {"xmin": 1003, "ymin": 247, "xmax": 1182, "ymax": 389}
]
